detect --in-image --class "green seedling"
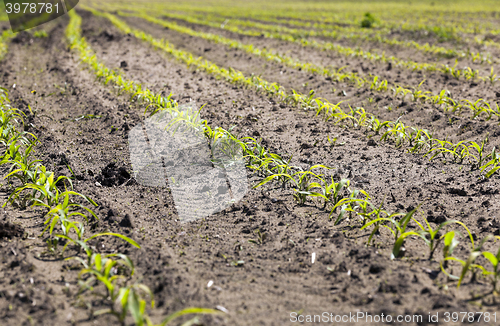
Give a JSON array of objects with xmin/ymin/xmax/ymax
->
[
  {"xmin": 468, "ymin": 136, "xmax": 489, "ymax": 169},
  {"xmin": 392, "ymin": 85, "xmax": 412, "ymax": 100},
  {"xmin": 480, "ymin": 147, "xmax": 500, "ymax": 178},
  {"xmin": 380, "ymin": 119, "xmax": 410, "ymax": 147},
  {"xmin": 443, "ymin": 231, "xmax": 460, "ymax": 261},
  {"xmin": 361, "ymin": 205, "xmax": 421, "ymax": 259},
  {"xmin": 441, "ymin": 236, "xmax": 491, "ymax": 288},
  {"xmin": 44, "ymin": 238, "xmax": 59, "ymax": 255},
  {"xmin": 253, "ymin": 165, "xmax": 330, "ymax": 205},
  {"xmin": 80, "ymin": 254, "xmax": 152, "ymax": 326},
  {"xmin": 410, "ymin": 79, "xmax": 431, "ymax": 102},
  {"xmin": 5, "ymin": 169, "xmax": 74, "ymax": 208},
  {"xmin": 475, "ymin": 238, "xmax": 500, "ymax": 293},
  {"xmin": 407, "ymin": 129, "xmax": 432, "ymax": 154},
  {"xmin": 329, "ymin": 189, "xmax": 370, "ymax": 225},
  {"xmin": 40, "ymin": 191, "xmax": 96, "ymax": 235},
  {"xmin": 412, "ymin": 215, "xmax": 474, "ymax": 260},
  {"xmin": 3, "ymin": 145, "xmax": 41, "ymax": 185},
  {"xmin": 70, "ymin": 242, "xmax": 135, "ymax": 276},
  {"xmin": 482, "ymin": 67, "xmax": 498, "ymax": 85},
  {"xmin": 320, "ymin": 177, "xmax": 349, "ymax": 209},
  {"xmin": 33, "ymin": 30, "xmax": 48, "ymax": 38},
  {"xmin": 368, "ymin": 116, "xmax": 391, "ymax": 134},
  {"xmin": 249, "ymin": 229, "xmax": 267, "ymax": 245}
]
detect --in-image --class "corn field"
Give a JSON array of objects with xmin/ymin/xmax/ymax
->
[{"xmin": 0, "ymin": 0, "xmax": 500, "ymax": 325}]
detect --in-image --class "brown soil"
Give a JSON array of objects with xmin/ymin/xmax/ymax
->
[{"xmin": 0, "ymin": 8, "xmax": 499, "ymax": 326}]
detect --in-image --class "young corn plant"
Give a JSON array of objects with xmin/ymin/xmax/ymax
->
[
  {"xmin": 41, "ymin": 191, "xmax": 96, "ymax": 236},
  {"xmin": 0, "ymin": 133, "xmax": 37, "ymax": 164},
  {"xmin": 475, "ymin": 238, "xmax": 500, "ymax": 294},
  {"xmin": 463, "ymin": 67, "xmax": 479, "ymax": 81},
  {"xmin": 319, "ymin": 177, "xmax": 349, "ymax": 209},
  {"xmin": 70, "ymin": 240, "xmax": 135, "ymax": 275},
  {"xmin": 74, "ymin": 241, "xmax": 220, "ymax": 326},
  {"xmin": 292, "ymin": 169, "xmax": 327, "ymax": 205},
  {"xmin": 5, "ymin": 168, "xmax": 75, "ymax": 208},
  {"xmin": 329, "ymin": 189, "xmax": 370, "ymax": 225},
  {"xmin": 369, "ymin": 76, "xmax": 388, "ymax": 92},
  {"xmin": 482, "ymin": 67, "xmax": 498, "ymax": 85},
  {"xmin": 3, "ymin": 152, "xmax": 42, "ymax": 186},
  {"xmin": 392, "ymin": 85, "xmax": 412, "ymax": 101},
  {"xmin": 407, "ymin": 129, "xmax": 432, "ymax": 154},
  {"xmin": 424, "ymin": 138, "xmax": 454, "ymax": 162},
  {"xmin": 78, "ymin": 250, "xmax": 153, "ymax": 326},
  {"xmin": 410, "ymin": 79, "xmax": 431, "ymax": 102},
  {"xmin": 253, "ymin": 165, "xmax": 330, "ymax": 205},
  {"xmin": 468, "ymin": 136, "xmax": 489, "ymax": 170},
  {"xmin": 368, "ymin": 115, "xmax": 391, "ymax": 134},
  {"xmin": 443, "ymin": 231, "xmax": 460, "ymax": 262},
  {"xmin": 338, "ymin": 196, "xmax": 385, "ymax": 227},
  {"xmin": 412, "ymin": 214, "xmax": 474, "ymax": 260},
  {"xmin": 380, "ymin": 119, "xmax": 410, "ymax": 147},
  {"xmin": 461, "ymin": 99, "xmax": 488, "ymax": 119},
  {"xmin": 480, "ymin": 147, "xmax": 500, "ymax": 178},
  {"xmin": 45, "ymin": 207, "xmax": 139, "ymax": 258},
  {"xmin": 361, "ymin": 205, "xmax": 421, "ymax": 259},
  {"xmin": 441, "ymin": 236, "xmax": 491, "ymax": 289}
]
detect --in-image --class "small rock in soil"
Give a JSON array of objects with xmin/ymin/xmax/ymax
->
[
  {"xmin": 427, "ymin": 214, "xmax": 447, "ymax": 224},
  {"xmin": 369, "ymin": 264, "xmax": 384, "ymax": 274},
  {"xmin": 119, "ymin": 214, "xmax": 133, "ymax": 228},
  {"xmin": 99, "ymin": 30, "xmax": 114, "ymax": 41},
  {"xmin": 448, "ymin": 188, "xmax": 467, "ymax": 196},
  {"xmin": 107, "ymin": 209, "xmax": 115, "ymax": 219},
  {"xmin": 431, "ymin": 114, "xmax": 441, "ymax": 121}
]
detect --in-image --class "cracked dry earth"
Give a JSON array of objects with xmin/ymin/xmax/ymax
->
[{"xmin": 0, "ymin": 8, "xmax": 500, "ymax": 326}]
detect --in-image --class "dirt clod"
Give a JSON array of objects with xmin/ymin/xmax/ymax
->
[
  {"xmin": 96, "ymin": 162, "xmax": 131, "ymax": 186},
  {"xmin": 119, "ymin": 214, "xmax": 133, "ymax": 228},
  {"xmin": 0, "ymin": 222, "xmax": 24, "ymax": 239}
]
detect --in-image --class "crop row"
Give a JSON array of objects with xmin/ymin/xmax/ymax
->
[
  {"xmin": 196, "ymin": 6, "xmax": 500, "ymax": 49},
  {"xmin": 113, "ymin": 10, "xmax": 500, "ymax": 123},
  {"xmin": 387, "ymin": 19, "xmax": 500, "ymax": 50},
  {"xmin": 260, "ymin": 11, "xmax": 500, "ymax": 50},
  {"xmin": 140, "ymin": 8, "xmax": 496, "ymax": 82},
  {"xmin": 86, "ymin": 9, "xmax": 500, "ymax": 179},
  {"xmin": 90, "ymin": 1, "xmax": 500, "ymax": 73},
  {"xmin": 380, "ymin": 12, "xmax": 500, "ymax": 39},
  {"xmin": 0, "ymin": 85, "xmax": 158, "ymax": 325},
  {"xmin": 64, "ymin": 9, "xmax": 225, "ymax": 325},
  {"xmin": 109, "ymin": 0, "xmax": 500, "ymax": 52},
  {"xmin": 0, "ymin": 10, "xmax": 222, "ymax": 326},
  {"xmin": 183, "ymin": 11, "xmax": 493, "ymax": 63},
  {"xmin": 75, "ymin": 7, "xmax": 500, "ymax": 294}
]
